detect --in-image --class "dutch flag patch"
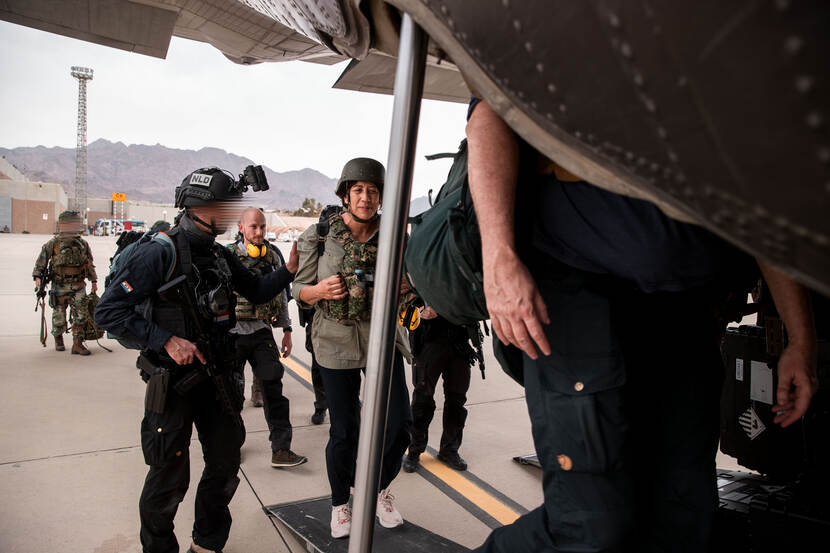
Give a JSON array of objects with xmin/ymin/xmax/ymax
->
[{"xmin": 121, "ymin": 281, "xmax": 134, "ymax": 293}]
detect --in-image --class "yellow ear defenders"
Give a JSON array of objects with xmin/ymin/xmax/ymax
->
[
  {"xmin": 246, "ymin": 243, "xmax": 267, "ymax": 258},
  {"xmin": 398, "ymin": 296, "xmax": 425, "ymax": 331}
]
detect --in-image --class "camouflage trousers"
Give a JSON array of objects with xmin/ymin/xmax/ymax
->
[{"xmin": 50, "ymin": 281, "xmax": 88, "ymax": 337}]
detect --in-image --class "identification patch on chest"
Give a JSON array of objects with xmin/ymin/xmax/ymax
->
[{"xmin": 121, "ymin": 280, "xmax": 134, "ymax": 293}]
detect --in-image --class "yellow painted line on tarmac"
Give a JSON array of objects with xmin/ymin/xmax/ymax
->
[
  {"xmin": 283, "ymin": 354, "xmax": 521, "ymax": 527},
  {"xmin": 418, "ymin": 451, "xmax": 521, "ymax": 525},
  {"xmin": 281, "ymin": 355, "xmax": 312, "ymax": 384}
]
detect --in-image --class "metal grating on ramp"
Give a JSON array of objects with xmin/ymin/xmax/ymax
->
[{"xmin": 265, "ymin": 496, "xmax": 470, "ymax": 553}]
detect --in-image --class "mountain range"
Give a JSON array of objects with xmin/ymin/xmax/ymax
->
[{"xmin": 0, "ymin": 139, "xmax": 341, "ymax": 210}]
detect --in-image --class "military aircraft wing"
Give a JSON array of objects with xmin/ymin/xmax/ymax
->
[
  {"xmin": 0, "ymin": 0, "xmax": 348, "ymax": 65},
  {"xmin": 387, "ymin": 0, "xmax": 830, "ymax": 296},
  {"xmin": 3, "ymin": 0, "xmax": 830, "ymax": 294}
]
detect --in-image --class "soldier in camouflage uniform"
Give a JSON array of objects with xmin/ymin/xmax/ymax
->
[
  {"xmin": 294, "ymin": 158, "xmax": 412, "ymax": 539},
  {"xmin": 229, "ymin": 208, "xmax": 307, "ymax": 468},
  {"xmin": 32, "ymin": 210, "xmax": 97, "ymax": 355}
]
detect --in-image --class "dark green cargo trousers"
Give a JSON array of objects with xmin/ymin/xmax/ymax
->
[{"xmin": 475, "ymin": 260, "xmax": 724, "ymax": 553}]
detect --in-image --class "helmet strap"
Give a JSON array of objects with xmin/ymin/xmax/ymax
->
[
  {"xmin": 188, "ymin": 211, "xmax": 220, "ymax": 235},
  {"xmin": 347, "ymin": 209, "xmax": 379, "ymax": 224}
]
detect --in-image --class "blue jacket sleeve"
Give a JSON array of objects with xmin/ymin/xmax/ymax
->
[
  {"xmin": 224, "ymin": 248, "xmax": 294, "ymax": 305},
  {"xmin": 273, "ymin": 246, "xmax": 293, "ymax": 302},
  {"xmin": 93, "ymin": 241, "xmax": 174, "ymax": 352}
]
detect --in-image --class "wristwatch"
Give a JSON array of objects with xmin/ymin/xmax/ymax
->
[{"xmin": 283, "ymin": 327, "xmax": 292, "ymax": 333}]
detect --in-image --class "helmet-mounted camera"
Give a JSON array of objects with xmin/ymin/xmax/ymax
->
[
  {"xmin": 174, "ymin": 165, "xmax": 270, "ymax": 208},
  {"xmin": 238, "ymin": 165, "xmax": 268, "ymax": 193}
]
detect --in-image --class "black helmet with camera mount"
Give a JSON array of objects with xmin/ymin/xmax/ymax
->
[
  {"xmin": 335, "ymin": 157, "xmax": 385, "ymax": 200},
  {"xmin": 174, "ymin": 165, "xmax": 269, "ymax": 208}
]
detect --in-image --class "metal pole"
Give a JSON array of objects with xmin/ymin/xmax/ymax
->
[{"xmin": 348, "ymin": 13, "xmax": 427, "ymax": 553}]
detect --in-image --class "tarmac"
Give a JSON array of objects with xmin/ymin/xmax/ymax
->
[{"xmin": 0, "ymin": 233, "xmax": 743, "ymax": 553}]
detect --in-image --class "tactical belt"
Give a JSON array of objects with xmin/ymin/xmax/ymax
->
[
  {"xmin": 54, "ymin": 267, "xmax": 84, "ymax": 276},
  {"xmin": 53, "ymin": 274, "xmax": 85, "ymax": 283}
]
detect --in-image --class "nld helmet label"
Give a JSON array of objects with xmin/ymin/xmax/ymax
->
[{"xmin": 190, "ymin": 173, "xmax": 213, "ymax": 186}]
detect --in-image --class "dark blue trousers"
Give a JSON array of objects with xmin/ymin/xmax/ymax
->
[
  {"xmin": 318, "ymin": 352, "xmax": 412, "ymax": 506},
  {"xmin": 474, "ymin": 261, "xmax": 724, "ymax": 553}
]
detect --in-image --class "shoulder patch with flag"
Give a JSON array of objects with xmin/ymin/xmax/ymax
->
[{"xmin": 121, "ymin": 281, "xmax": 134, "ymax": 293}]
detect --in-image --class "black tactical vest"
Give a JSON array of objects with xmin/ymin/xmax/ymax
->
[{"xmin": 150, "ymin": 227, "xmax": 236, "ymax": 357}]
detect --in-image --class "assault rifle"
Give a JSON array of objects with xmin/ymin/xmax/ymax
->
[
  {"xmin": 34, "ymin": 266, "xmax": 51, "ymax": 347},
  {"xmin": 157, "ymin": 274, "xmax": 243, "ymax": 425}
]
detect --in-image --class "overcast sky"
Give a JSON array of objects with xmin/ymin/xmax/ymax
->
[{"xmin": 0, "ymin": 19, "xmax": 468, "ymax": 201}]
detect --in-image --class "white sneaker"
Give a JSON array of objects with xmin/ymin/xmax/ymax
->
[
  {"xmin": 376, "ymin": 488, "xmax": 404, "ymax": 528},
  {"xmin": 330, "ymin": 504, "xmax": 351, "ymax": 538}
]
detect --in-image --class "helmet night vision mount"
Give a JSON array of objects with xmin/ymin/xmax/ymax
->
[{"xmin": 174, "ymin": 165, "xmax": 269, "ymax": 209}]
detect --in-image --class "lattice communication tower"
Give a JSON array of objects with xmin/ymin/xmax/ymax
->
[{"xmin": 70, "ymin": 66, "xmax": 93, "ymax": 215}]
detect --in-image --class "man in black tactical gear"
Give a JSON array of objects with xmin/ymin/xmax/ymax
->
[
  {"xmin": 95, "ymin": 166, "xmax": 299, "ymax": 553},
  {"xmin": 300, "ymin": 305, "xmax": 329, "ymax": 425},
  {"xmin": 403, "ymin": 308, "xmax": 474, "ymax": 473}
]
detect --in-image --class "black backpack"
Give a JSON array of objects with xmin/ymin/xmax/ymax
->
[{"xmin": 104, "ymin": 231, "xmax": 177, "ymax": 350}]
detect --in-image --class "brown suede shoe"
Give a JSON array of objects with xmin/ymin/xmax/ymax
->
[
  {"xmin": 71, "ymin": 335, "xmax": 91, "ymax": 356},
  {"xmin": 54, "ymin": 335, "xmax": 65, "ymax": 351},
  {"xmin": 271, "ymin": 449, "xmax": 307, "ymax": 468}
]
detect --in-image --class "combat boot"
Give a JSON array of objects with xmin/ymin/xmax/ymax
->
[
  {"xmin": 402, "ymin": 451, "xmax": 420, "ymax": 473},
  {"xmin": 54, "ymin": 335, "xmax": 66, "ymax": 351},
  {"xmin": 311, "ymin": 407, "xmax": 326, "ymax": 425},
  {"xmin": 251, "ymin": 376, "xmax": 264, "ymax": 407},
  {"xmin": 71, "ymin": 335, "xmax": 91, "ymax": 356},
  {"xmin": 437, "ymin": 450, "xmax": 468, "ymax": 471}
]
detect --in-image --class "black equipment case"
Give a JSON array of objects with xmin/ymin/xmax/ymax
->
[{"xmin": 716, "ymin": 324, "xmax": 830, "ymax": 551}]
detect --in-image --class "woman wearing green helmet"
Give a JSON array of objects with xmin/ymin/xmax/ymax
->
[{"xmin": 293, "ymin": 157, "xmax": 412, "ymax": 539}]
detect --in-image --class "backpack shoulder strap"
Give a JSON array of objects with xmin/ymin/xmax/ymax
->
[
  {"xmin": 424, "ymin": 151, "xmax": 456, "ymax": 161},
  {"xmin": 432, "ymin": 139, "xmax": 470, "ymax": 205},
  {"xmin": 152, "ymin": 231, "xmax": 178, "ymax": 281},
  {"xmin": 164, "ymin": 227, "xmax": 191, "ymax": 280},
  {"xmin": 316, "ymin": 204, "xmax": 342, "ymax": 257},
  {"xmin": 271, "ymin": 246, "xmax": 293, "ymax": 302}
]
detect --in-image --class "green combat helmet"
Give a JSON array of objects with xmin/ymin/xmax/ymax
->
[
  {"xmin": 335, "ymin": 157, "xmax": 385, "ymax": 200},
  {"xmin": 58, "ymin": 210, "xmax": 82, "ymax": 223},
  {"xmin": 57, "ymin": 210, "xmax": 83, "ymax": 235}
]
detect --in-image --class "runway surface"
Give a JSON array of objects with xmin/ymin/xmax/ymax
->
[{"xmin": 0, "ymin": 233, "xmax": 743, "ymax": 552}]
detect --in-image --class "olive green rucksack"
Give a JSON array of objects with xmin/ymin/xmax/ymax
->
[
  {"xmin": 76, "ymin": 292, "xmax": 111, "ymax": 351},
  {"xmin": 405, "ymin": 139, "xmax": 488, "ymax": 325},
  {"xmin": 404, "ymin": 139, "xmax": 526, "ymax": 385}
]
